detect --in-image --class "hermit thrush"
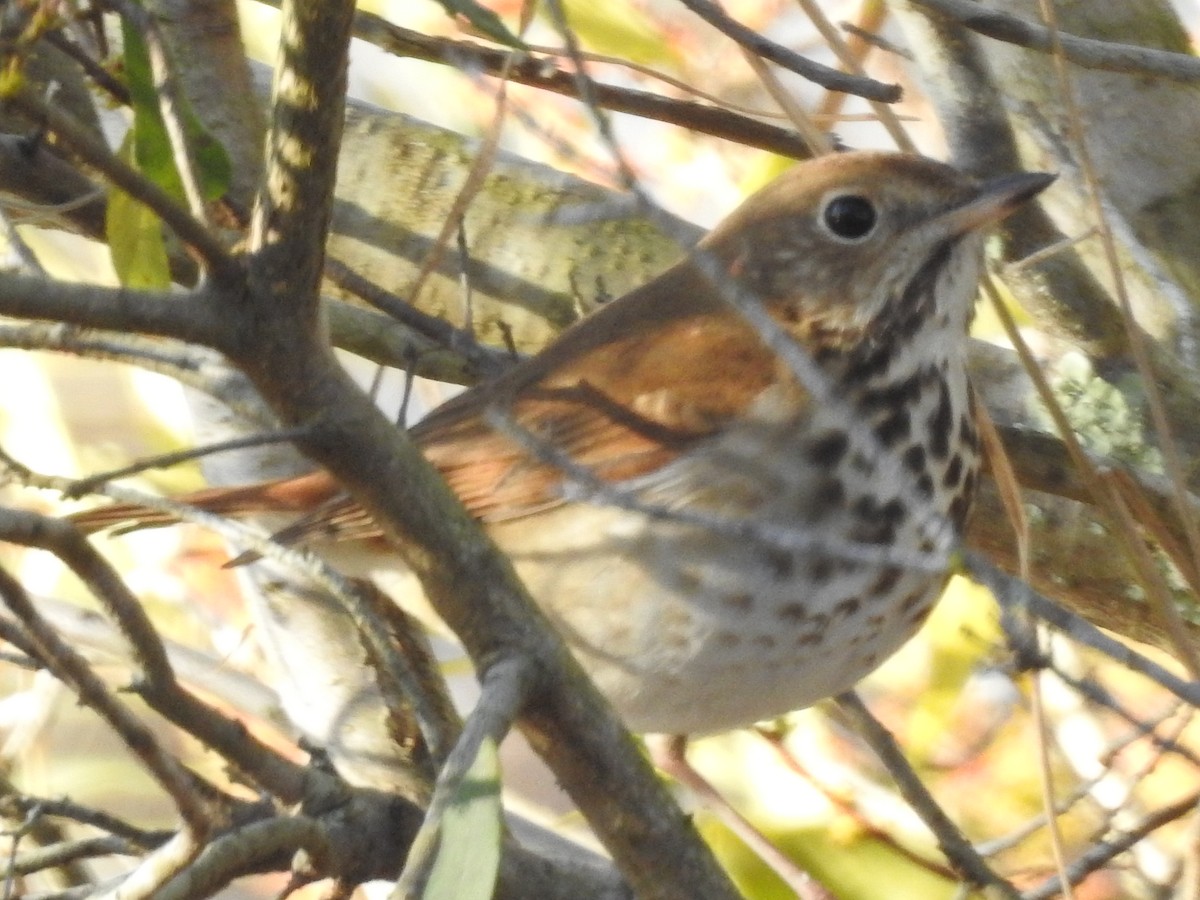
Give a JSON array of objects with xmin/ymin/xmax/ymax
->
[{"xmin": 74, "ymin": 152, "xmax": 1052, "ymax": 735}]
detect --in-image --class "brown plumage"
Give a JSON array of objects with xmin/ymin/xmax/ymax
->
[{"xmin": 72, "ymin": 152, "xmax": 1052, "ymax": 734}]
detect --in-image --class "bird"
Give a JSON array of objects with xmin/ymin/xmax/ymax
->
[{"xmin": 72, "ymin": 151, "xmax": 1053, "ymax": 736}]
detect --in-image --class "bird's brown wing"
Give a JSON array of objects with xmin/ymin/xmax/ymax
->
[
  {"xmin": 71, "ymin": 261, "xmax": 789, "ymax": 543},
  {"xmin": 260, "ymin": 310, "xmax": 781, "ymax": 546},
  {"xmin": 69, "ymin": 470, "xmax": 347, "ymax": 535},
  {"xmin": 411, "ymin": 269, "xmax": 787, "ymax": 523}
]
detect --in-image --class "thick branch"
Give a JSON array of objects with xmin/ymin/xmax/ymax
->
[
  {"xmin": 230, "ymin": 2, "xmax": 738, "ymax": 896},
  {"xmin": 0, "ymin": 273, "xmax": 224, "ymax": 346}
]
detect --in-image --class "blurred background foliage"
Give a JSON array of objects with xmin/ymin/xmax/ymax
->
[{"xmin": 4, "ymin": 1, "xmax": 1200, "ymax": 897}]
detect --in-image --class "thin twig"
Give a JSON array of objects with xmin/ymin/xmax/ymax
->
[
  {"xmin": 835, "ymin": 691, "xmax": 1021, "ymax": 898},
  {"xmin": 967, "ymin": 552, "xmax": 1200, "ymax": 708},
  {"xmin": 1030, "ymin": 654, "xmax": 1077, "ymax": 900},
  {"xmin": 738, "ymin": 45, "xmax": 832, "ymax": 156},
  {"xmin": 4, "ymin": 88, "xmax": 237, "ymax": 280},
  {"xmin": 795, "ymin": 0, "xmax": 915, "ymax": 151},
  {"xmin": 323, "ymin": 258, "xmax": 512, "ymax": 379},
  {"xmin": 66, "ymin": 427, "xmax": 313, "ymax": 497},
  {"xmin": 1022, "ymin": 792, "xmax": 1200, "ymax": 900},
  {"xmin": 675, "ymin": 0, "xmax": 901, "ymax": 101},
  {"xmin": 984, "ymin": 276, "xmax": 1200, "ymax": 678},
  {"xmin": 0, "ymin": 556, "xmax": 217, "ymax": 839},
  {"xmin": 352, "ymin": 12, "xmax": 815, "ymax": 159},
  {"xmin": 1033, "ymin": 0, "xmax": 1200, "ymax": 669},
  {"xmin": 906, "ymin": 0, "xmax": 1200, "ymax": 83}
]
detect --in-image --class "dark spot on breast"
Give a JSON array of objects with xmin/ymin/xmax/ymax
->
[
  {"xmin": 852, "ymin": 495, "xmax": 875, "ymax": 519},
  {"xmin": 795, "ymin": 632, "xmax": 822, "ymax": 648},
  {"xmin": 870, "ymin": 566, "xmax": 902, "ymax": 596},
  {"xmin": 874, "ymin": 409, "xmax": 911, "ymax": 447},
  {"xmin": 778, "ymin": 602, "xmax": 809, "ymax": 622},
  {"xmin": 851, "ymin": 521, "xmax": 895, "ymax": 545},
  {"xmin": 754, "ymin": 635, "xmax": 777, "ymax": 650},
  {"xmin": 762, "ymin": 548, "xmax": 794, "ymax": 579},
  {"xmin": 716, "ymin": 632, "xmax": 741, "ymax": 648},
  {"xmin": 834, "ymin": 596, "xmax": 861, "ymax": 619},
  {"xmin": 850, "ymin": 496, "xmax": 907, "ymax": 544},
  {"xmin": 905, "ymin": 604, "xmax": 934, "ymax": 627},
  {"xmin": 927, "ymin": 378, "xmax": 953, "ymax": 459},
  {"xmin": 943, "ymin": 454, "xmax": 964, "ymax": 488},
  {"xmin": 807, "ymin": 557, "xmax": 835, "ymax": 583},
  {"xmin": 723, "ymin": 592, "xmax": 754, "ymax": 612},
  {"xmin": 860, "ymin": 373, "xmax": 922, "ymax": 411},
  {"xmin": 949, "ymin": 494, "xmax": 971, "ymax": 529},
  {"xmin": 846, "ymin": 340, "xmax": 894, "ymax": 383},
  {"xmin": 849, "ymin": 451, "xmax": 873, "ymax": 474},
  {"xmin": 808, "ymin": 431, "xmax": 849, "ymax": 467},
  {"xmin": 902, "ymin": 443, "xmax": 935, "ymax": 497},
  {"xmin": 813, "ymin": 478, "xmax": 846, "ymax": 512},
  {"xmin": 899, "ymin": 590, "xmax": 927, "ymax": 613},
  {"xmin": 880, "ymin": 499, "xmax": 907, "ymax": 525},
  {"xmin": 903, "ymin": 444, "xmax": 926, "ymax": 474}
]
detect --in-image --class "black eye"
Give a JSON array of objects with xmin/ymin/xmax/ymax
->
[{"xmin": 821, "ymin": 194, "xmax": 877, "ymax": 242}]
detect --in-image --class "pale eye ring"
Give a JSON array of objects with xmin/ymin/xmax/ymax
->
[{"xmin": 820, "ymin": 194, "xmax": 878, "ymax": 243}]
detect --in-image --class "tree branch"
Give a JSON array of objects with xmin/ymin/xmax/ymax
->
[{"xmin": 907, "ymin": 0, "xmax": 1200, "ymax": 82}]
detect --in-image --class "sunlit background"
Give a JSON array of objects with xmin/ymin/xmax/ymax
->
[{"xmin": 3, "ymin": 2, "xmax": 1200, "ymax": 897}]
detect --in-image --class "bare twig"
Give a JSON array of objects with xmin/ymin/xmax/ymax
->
[
  {"xmin": 835, "ymin": 691, "xmax": 1020, "ymax": 898},
  {"xmin": 907, "ymin": 0, "xmax": 1200, "ymax": 82},
  {"xmin": 0, "ymin": 549, "xmax": 217, "ymax": 839},
  {"xmin": 1022, "ymin": 792, "xmax": 1200, "ymax": 900},
  {"xmin": 352, "ymin": 12, "xmax": 815, "ymax": 159},
  {"xmin": 323, "ymin": 259, "xmax": 512, "ymax": 379},
  {"xmin": 968, "ymin": 552, "xmax": 1200, "ymax": 707},
  {"xmin": 66, "ymin": 427, "xmax": 313, "ymax": 497},
  {"xmin": 795, "ymin": 0, "xmax": 914, "ymax": 151},
  {"xmin": 0, "ymin": 796, "xmax": 171, "ymax": 850},
  {"xmin": 675, "ymin": 0, "xmax": 901, "ymax": 101}
]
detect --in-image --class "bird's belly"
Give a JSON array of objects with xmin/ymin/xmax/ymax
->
[{"xmin": 492, "ymin": 501, "xmax": 950, "ymax": 735}]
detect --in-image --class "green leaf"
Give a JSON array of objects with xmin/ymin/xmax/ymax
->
[
  {"xmin": 120, "ymin": 16, "xmax": 230, "ymax": 201},
  {"xmin": 434, "ymin": 0, "xmax": 527, "ymax": 50},
  {"xmin": 121, "ymin": 16, "xmax": 185, "ymax": 201},
  {"xmin": 422, "ymin": 736, "xmax": 502, "ymax": 900},
  {"xmin": 107, "ymin": 135, "xmax": 171, "ymax": 289}
]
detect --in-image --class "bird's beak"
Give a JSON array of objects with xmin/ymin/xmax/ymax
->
[{"xmin": 939, "ymin": 170, "xmax": 1057, "ymax": 236}]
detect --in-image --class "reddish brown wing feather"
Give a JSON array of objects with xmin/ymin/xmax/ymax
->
[
  {"xmin": 258, "ymin": 261, "xmax": 786, "ymax": 544},
  {"xmin": 71, "ymin": 260, "xmax": 788, "ymax": 543},
  {"xmin": 69, "ymin": 471, "xmax": 345, "ymax": 535},
  {"xmin": 411, "ymin": 262, "xmax": 783, "ymax": 522}
]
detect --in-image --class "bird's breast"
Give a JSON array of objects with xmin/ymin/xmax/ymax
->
[{"xmin": 485, "ymin": 355, "xmax": 979, "ymax": 734}]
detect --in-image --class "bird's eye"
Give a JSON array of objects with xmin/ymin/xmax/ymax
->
[{"xmin": 820, "ymin": 194, "xmax": 878, "ymax": 242}]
